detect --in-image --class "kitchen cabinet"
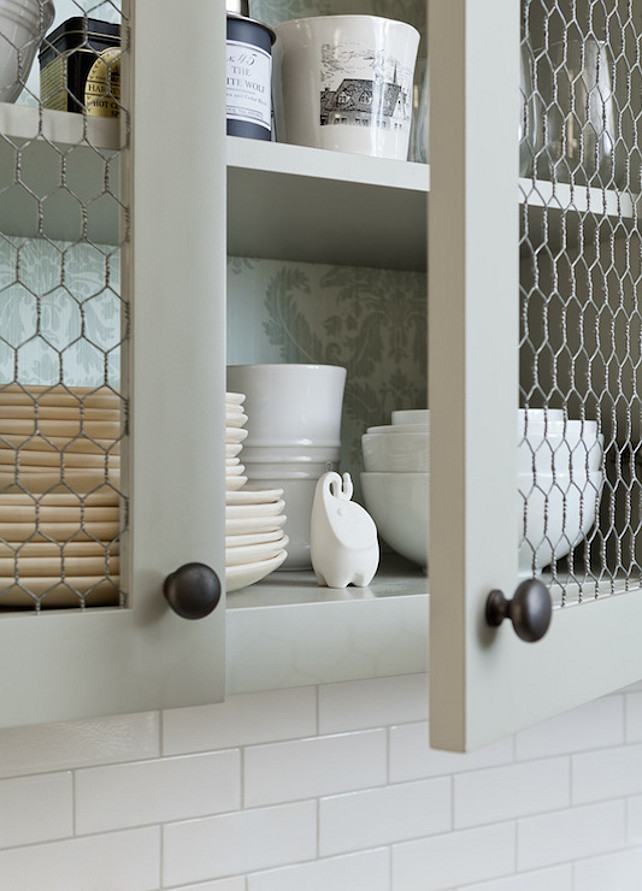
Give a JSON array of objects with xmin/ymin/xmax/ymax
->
[
  {"xmin": 2, "ymin": 0, "xmax": 642, "ymax": 751},
  {"xmin": 0, "ymin": 0, "xmax": 227, "ymax": 727}
]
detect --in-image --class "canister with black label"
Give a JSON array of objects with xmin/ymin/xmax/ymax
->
[
  {"xmin": 39, "ymin": 17, "xmax": 121, "ymax": 114},
  {"xmin": 226, "ymin": 13, "xmax": 276, "ymax": 141}
]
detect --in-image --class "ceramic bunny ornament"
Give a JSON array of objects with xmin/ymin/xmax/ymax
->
[{"xmin": 310, "ymin": 471, "xmax": 379, "ymax": 588}]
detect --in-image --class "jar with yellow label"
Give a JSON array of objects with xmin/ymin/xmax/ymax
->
[
  {"xmin": 39, "ymin": 17, "xmax": 121, "ymax": 114},
  {"xmin": 84, "ymin": 48, "xmax": 121, "ymax": 118}
]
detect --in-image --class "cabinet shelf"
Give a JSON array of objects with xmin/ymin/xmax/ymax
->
[
  {"xmin": 226, "ymin": 136, "xmax": 429, "ymax": 270},
  {"xmin": 1, "ymin": 108, "xmax": 636, "ymax": 266},
  {"xmin": 0, "ymin": 103, "xmax": 123, "ymax": 245}
]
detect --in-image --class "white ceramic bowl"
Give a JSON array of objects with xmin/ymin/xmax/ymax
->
[
  {"xmin": 243, "ymin": 459, "xmax": 337, "ymax": 477},
  {"xmin": 0, "ymin": 0, "xmax": 54, "ymax": 103},
  {"xmin": 241, "ymin": 443, "xmax": 340, "ymax": 464},
  {"xmin": 361, "ymin": 471, "xmax": 429, "ymax": 567},
  {"xmin": 361, "ymin": 466, "xmax": 604, "ymax": 572},
  {"xmin": 226, "ymin": 364, "xmax": 346, "ymax": 447},
  {"xmin": 272, "ymin": 15, "xmax": 420, "ymax": 160},
  {"xmin": 361, "ymin": 431, "xmax": 428, "ymax": 473},
  {"xmin": 391, "ymin": 409, "xmax": 429, "ymax": 425},
  {"xmin": 517, "ymin": 432, "xmax": 603, "ymax": 476},
  {"xmin": 517, "ymin": 469, "xmax": 603, "ymax": 575},
  {"xmin": 366, "ymin": 423, "xmax": 428, "ymax": 435}
]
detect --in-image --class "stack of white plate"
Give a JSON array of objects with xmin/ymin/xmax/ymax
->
[
  {"xmin": 226, "ymin": 364, "xmax": 347, "ymax": 570},
  {"xmin": 0, "ymin": 384, "xmax": 122, "ymax": 607},
  {"xmin": 225, "ymin": 392, "xmax": 288, "ymax": 592}
]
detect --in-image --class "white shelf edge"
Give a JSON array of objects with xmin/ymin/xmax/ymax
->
[
  {"xmin": 519, "ymin": 176, "xmax": 638, "ymax": 220},
  {"xmin": 0, "ymin": 102, "xmax": 122, "ymax": 151},
  {"xmin": 227, "ymin": 135, "xmax": 430, "ymax": 193}
]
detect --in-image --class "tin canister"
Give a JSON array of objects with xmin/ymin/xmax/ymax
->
[
  {"xmin": 39, "ymin": 17, "xmax": 121, "ymax": 114},
  {"xmin": 226, "ymin": 13, "xmax": 276, "ymax": 141}
]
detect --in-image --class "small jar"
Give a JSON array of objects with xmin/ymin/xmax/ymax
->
[{"xmin": 226, "ymin": 12, "xmax": 276, "ymax": 141}]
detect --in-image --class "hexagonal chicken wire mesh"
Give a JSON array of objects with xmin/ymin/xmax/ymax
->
[
  {"xmin": 519, "ymin": 0, "xmax": 642, "ymax": 603},
  {"xmin": 0, "ymin": 0, "xmax": 128, "ymax": 610}
]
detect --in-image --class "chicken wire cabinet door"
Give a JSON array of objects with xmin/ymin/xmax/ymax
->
[
  {"xmin": 428, "ymin": 0, "xmax": 642, "ymax": 752},
  {"xmin": 0, "ymin": 0, "xmax": 227, "ymax": 728}
]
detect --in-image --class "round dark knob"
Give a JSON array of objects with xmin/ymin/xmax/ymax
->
[
  {"xmin": 485, "ymin": 578, "xmax": 552, "ymax": 642},
  {"xmin": 163, "ymin": 562, "xmax": 222, "ymax": 619}
]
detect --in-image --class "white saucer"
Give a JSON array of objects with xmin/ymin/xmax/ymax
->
[
  {"xmin": 225, "ymin": 476, "xmax": 247, "ymax": 491},
  {"xmin": 225, "ymin": 513, "xmax": 287, "ymax": 535},
  {"xmin": 225, "ymin": 427, "xmax": 248, "ymax": 445},
  {"xmin": 225, "ymin": 499, "xmax": 285, "ymax": 519},
  {"xmin": 225, "ymin": 443, "xmax": 243, "ymax": 458},
  {"xmin": 225, "ymin": 534, "xmax": 289, "ymax": 566},
  {"xmin": 225, "ymin": 487, "xmax": 284, "ymax": 505},
  {"xmin": 226, "ymin": 392, "xmax": 246, "ymax": 405},
  {"xmin": 225, "ymin": 464, "xmax": 246, "ymax": 477},
  {"xmin": 226, "ymin": 550, "xmax": 287, "ymax": 592},
  {"xmin": 225, "ymin": 529, "xmax": 285, "ymax": 547},
  {"xmin": 225, "ymin": 412, "xmax": 248, "ymax": 428}
]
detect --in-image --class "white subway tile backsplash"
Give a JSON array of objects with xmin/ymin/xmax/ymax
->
[
  {"xmin": 0, "ymin": 772, "xmax": 73, "ymax": 849},
  {"xmin": 163, "ymin": 801, "xmax": 317, "ymax": 886},
  {"xmin": 515, "ymin": 697, "xmax": 624, "ymax": 761},
  {"xmin": 247, "ymin": 848, "xmax": 390, "ymax": 891},
  {"xmin": 571, "ymin": 743, "xmax": 642, "ymax": 804},
  {"xmin": 169, "ymin": 881, "xmax": 245, "ymax": 891},
  {"xmin": 0, "ymin": 712, "xmax": 160, "ymax": 778},
  {"xmin": 162, "ymin": 687, "xmax": 317, "ymax": 755},
  {"xmin": 572, "ymin": 849, "xmax": 642, "ymax": 891},
  {"xmin": 392, "ymin": 822, "xmax": 515, "ymax": 891},
  {"xmin": 454, "ymin": 757, "xmax": 570, "ymax": 829},
  {"xmin": 319, "ymin": 777, "xmax": 451, "ymax": 856},
  {"xmin": 0, "ymin": 673, "xmax": 640, "ymax": 891},
  {"xmin": 517, "ymin": 800, "xmax": 626, "ymax": 871},
  {"xmin": 456, "ymin": 863, "xmax": 572, "ymax": 890},
  {"xmin": 0, "ymin": 827, "xmax": 160, "ymax": 891},
  {"xmin": 244, "ymin": 729, "xmax": 387, "ymax": 807},
  {"xmin": 318, "ymin": 674, "xmax": 427, "ymax": 733},
  {"xmin": 390, "ymin": 722, "xmax": 513, "ymax": 783},
  {"xmin": 627, "ymin": 796, "xmax": 642, "ymax": 845},
  {"xmin": 76, "ymin": 750, "xmax": 241, "ymax": 835},
  {"xmin": 625, "ymin": 692, "xmax": 642, "ymax": 742}
]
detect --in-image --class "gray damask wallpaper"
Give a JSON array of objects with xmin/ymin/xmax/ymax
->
[
  {"xmin": 0, "ymin": 241, "xmax": 427, "ymax": 488},
  {"xmin": 227, "ymin": 257, "xmax": 428, "ymax": 483}
]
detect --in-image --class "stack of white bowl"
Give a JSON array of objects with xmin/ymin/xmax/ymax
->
[
  {"xmin": 517, "ymin": 409, "xmax": 603, "ymax": 576},
  {"xmin": 0, "ymin": 383, "xmax": 121, "ymax": 608},
  {"xmin": 361, "ymin": 408, "xmax": 604, "ymax": 576},
  {"xmin": 226, "ymin": 365, "xmax": 347, "ymax": 570},
  {"xmin": 225, "ymin": 392, "xmax": 288, "ymax": 591},
  {"xmin": 361, "ymin": 409, "xmax": 429, "ymax": 568},
  {"xmin": 0, "ymin": 0, "xmax": 55, "ymax": 102}
]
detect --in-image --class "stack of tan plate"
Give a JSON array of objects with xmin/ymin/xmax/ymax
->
[
  {"xmin": 226, "ymin": 392, "xmax": 288, "ymax": 592},
  {"xmin": 0, "ymin": 384, "xmax": 122, "ymax": 608}
]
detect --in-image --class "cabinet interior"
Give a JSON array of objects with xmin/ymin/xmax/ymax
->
[{"xmin": 1, "ymin": 0, "xmax": 641, "ymax": 611}]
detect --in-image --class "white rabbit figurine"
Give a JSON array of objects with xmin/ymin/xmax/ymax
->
[{"xmin": 310, "ymin": 471, "xmax": 379, "ymax": 588}]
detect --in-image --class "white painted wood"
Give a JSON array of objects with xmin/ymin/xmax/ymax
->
[
  {"xmin": 428, "ymin": 0, "xmax": 642, "ymax": 751},
  {"xmin": 428, "ymin": 0, "xmax": 521, "ymax": 751},
  {"xmin": 227, "ymin": 137, "xmax": 428, "ymax": 270},
  {"xmin": 0, "ymin": 0, "xmax": 227, "ymax": 727}
]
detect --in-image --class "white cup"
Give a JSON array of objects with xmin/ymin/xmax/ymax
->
[
  {"xmin": 226, "ymin": 364, "xmax": 346, "ymax": 447},
  {"xmin": 272, "ymin": 15, "xmax": 420, "ymax": 160}
]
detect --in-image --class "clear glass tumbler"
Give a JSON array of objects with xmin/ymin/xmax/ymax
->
[{"xmin": 536, "ymin": 36, "xmax": 616, "ymax": 187}]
